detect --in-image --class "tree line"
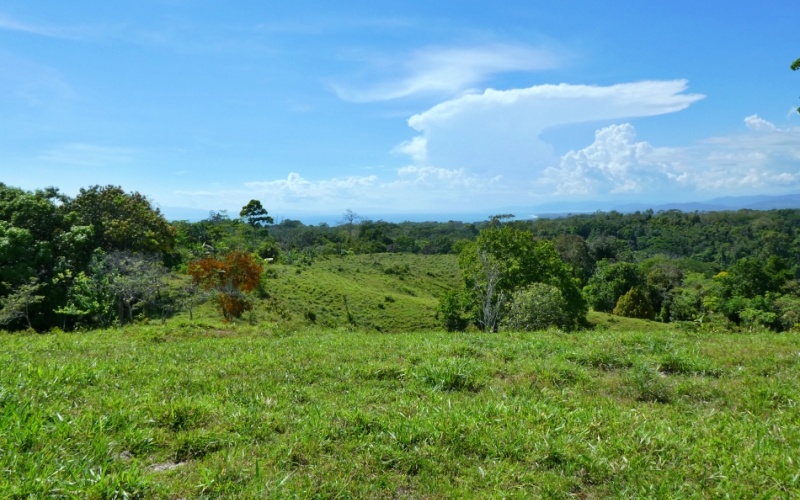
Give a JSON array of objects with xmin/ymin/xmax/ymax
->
[{"xmin": 2, "ymin": 181, "xmax": 799, "ymax": 333}]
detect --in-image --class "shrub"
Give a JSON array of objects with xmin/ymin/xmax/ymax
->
[
  {"xmin": 437, "ymin": 290, "xmax": 468, "ymax": 332},
  {"xmin": 504, "ymin": 282, "xmax": 574, "ymax": 331},
  {"xmin": 613, "ymin": 287, "xmax": 656, "ymax": 320}
]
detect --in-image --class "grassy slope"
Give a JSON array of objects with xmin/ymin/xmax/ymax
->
[
  {"xmin": 2, "ymin": 323, "xmax": 799, "ymax": 498},
  {"xmin": 257, "ymin": 253, "xmax": 460, "ymax": 332}
]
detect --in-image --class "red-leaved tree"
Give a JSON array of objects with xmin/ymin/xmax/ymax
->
[{"xmin": 187, "ymin": 251, "xmax": 263, "ymax": 322}]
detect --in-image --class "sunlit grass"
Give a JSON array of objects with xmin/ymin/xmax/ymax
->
[
  {"xmin": 256, "ymin": 253, "xmax": 460, "ymax": 332},
  {"xmin": 1, "ymin": 325, "xmax": 799, "ymax": 497}
]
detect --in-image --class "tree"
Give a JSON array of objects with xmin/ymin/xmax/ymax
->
[
  {"xmin": 101, "ymin": 251, "xmax": 170, "ymax": 325},
  {"xmin": 456, "ymin": 226, "xmax": 587, "ymax": 331},
  {"xmin": 339, "ymin": 209, "xmax": 362, "ymax": 241},
  {"xmin": 488, "ymin": 213, "xmax": 515, "ymax": 227},
  {"xmin": 613, "ymin": 287, "xmax": 656, "ymax": 320},
  {"xmin": 643, "ymin": 258, "xmax": 684, "ymax": 321},
  {"xmin": 65, "ymin": 185, "xmax": 175, "ymax": 255},
  {"xmin": 583, "ymin": 260, "xmax": 646, "ymax": 313},
  {"xmin": 793, "ymin": 58, "xmax": 800, "ymax": 114},
  {"xmin": 437, "ymin": 290, "xmax": 469, "ymax": 332},
  {"xmin": 553, "ymin": 234, "xmax": 594, "ymax": 285},
  {"xmin": 474, "ymin": 251, "xmax": 505, "ymax": 332},
  {"xmin": 0, "ymin": 278, "xmax": 44, "ymax": 330},
  {"xmin": 240, "ymin": 200, "xmax": 274, "ymax": 228},
  {"xmin": 55, "ymin": 268, "xmax": 116, "ymax": 329},
  {"xmin": 188, "ymin": 251, "xmax": 263, "ymax": 322}
]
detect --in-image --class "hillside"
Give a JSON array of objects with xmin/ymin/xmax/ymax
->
[{"xmin": 255, "ymin": 253, "xmax": 460, "ymax": 332}]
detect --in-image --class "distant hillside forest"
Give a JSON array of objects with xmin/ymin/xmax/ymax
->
[{"xmin": 1, "ymin": 183, "xmax": 799, "ymax": 333}]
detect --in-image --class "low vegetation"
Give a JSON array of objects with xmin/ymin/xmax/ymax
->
[
  {"xmin": 1, "ymin": 321, "xmax": 798, "ymax": 497},
  {"xmin": 260, "ymin": 253, "xmax": 460, "ymax": 332}
]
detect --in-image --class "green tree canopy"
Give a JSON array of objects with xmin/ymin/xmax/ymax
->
[
  {"xmin": 505, "ymin": 282, "xmax": 573, "ymax": 331},
  {"xmin": 65, "ymin": 185, "xmax": 175, "ymax": 255},
  {"xmin": 457, "ymin": 225, "xmax": 587, "ymax": 330},
  {"xmin": 613, "ymin": 286, "xmax": 656, "ymax": 320},
  {"xmin": 583, "ymin": 260, "xmax": 646, "ymax": 313},
  {"xmin": 240, "ymin": 200, "xmax": 274, "ymax": 228}
]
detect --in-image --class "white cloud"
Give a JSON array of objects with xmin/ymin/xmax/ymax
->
[
  {"xmin": 175, "ymin": 80, "xmax": 800, "ymax": 215},
  {"xmin": 396, "ymin": 165, "xmax": 481, "ymax": 188},
  {"xmin": 243, "ymin": 172, "xmax": 380, "ymax": 203},
  {"xmin": 542, "ymin": 124, "xmax": 687, "ymax": 195},
  {"xmin": 333, "ymin": 43, "xmax": 561, "ymax": 102},
  {"xmin": 542, "ymin": 119, "xmax": 800, "ymax": 198},
  {"xmin": 174, "ymin": 168, "xmax": 504, "ymax": 215},
  {"xmin": 744, "ymin": 114, "xmax": 780, "ymax": 132},
  {"xmin": 0, "ymin": 12, "xmax": 62, "ymax": 37},
  {"xmin": 399, "ymin": 80, "xmax": 704, "ymax": 175},
  {"xmin": 392, "ymin": 136, "xmax": 427, "ymax": 164},
  {"xmin": 171, "ymin": 114, "xmax": 800, "ymax": 215}
]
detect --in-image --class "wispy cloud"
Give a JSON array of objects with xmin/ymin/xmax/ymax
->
[
  {"xmin": 333, "ymin": 43, "xmax": 562, "ymax": 102},
  {"xmin": 39, "ymin": 144, "xmax": 135, "ymax": 167},
  {"xmin": 0, "ymin": 50, "xmax": 75, "ymax": 107},
  {"xmin": 254, "ymin": 15, "xmax": 415, "ymax": 36},
  {"xmin": 0, "ymin": 12, "xmax": 97, "ymax": 40},
  {"xmin": 0, "ymin": 12, "xmax": 61, "ymax": 37},
  {"xmin": 173, "ymin": 166, "xmax": 503, "ymax": 214}
]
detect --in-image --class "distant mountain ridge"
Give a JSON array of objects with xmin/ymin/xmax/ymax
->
[{"xmin": 524, "ymin": 193, "xmax": 800, "ymax": 219}]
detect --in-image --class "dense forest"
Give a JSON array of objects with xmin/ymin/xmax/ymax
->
[{"xmin": 1, "ymin": 182, "xmax": 799, "ymax": 333}]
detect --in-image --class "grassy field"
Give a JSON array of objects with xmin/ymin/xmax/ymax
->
[
  {"xmin": 252, "ymin": 253, "xmax": 461, "ymax": 332},
  {"xmin": 2, "ymin": 319, "xmax": 799, "ymax": 498}
]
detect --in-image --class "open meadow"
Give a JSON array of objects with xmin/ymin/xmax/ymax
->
[{"xmin": 2, "ymin": 321, "xmax": 799, "ymax": 498}]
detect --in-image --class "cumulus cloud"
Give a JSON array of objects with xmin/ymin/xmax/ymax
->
[
  {"xmin": 744, "ymin": 114, "xmax": 780, "ymax": 132},
  {"xmin": 172, "ymin": 113, "xmax": 800, "ymax": 215},
  {"xmin": 543, "ymin": 116, "xmax": 800, "ymax": 198},
  {"xmin": 392, "ymin": 136, "xmax": 427, "ymax": 164},
  {"xmin": 399, "ymin": 80, "xmax": 704, "ymax": 175},
  {"xmin": 333, "ymin": 43, "xmax": 561, "ymax": 102},
  {"xmin": 176, "ymin": 90, "xmax": 799, "ymax": 216},
  {"xmin": 542, "ymin": 124, "xmax": 685, "ymax": 195}
]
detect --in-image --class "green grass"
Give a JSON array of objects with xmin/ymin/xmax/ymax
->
[
  {"xmin": 255, "ymin": 253, "xmax": 461, "ymax": 332},
  {"xmin": 2, "ymin": 324, "xmax": 800, "ymax": 498}
]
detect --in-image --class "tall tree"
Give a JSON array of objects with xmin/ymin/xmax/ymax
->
[
  {"xmin": 240, "ymin": 200, "xmax": 274, "ymax": 228},
  {"xmin": 793, "ymin": 58, "xmax": 800, "ymax": 113}
]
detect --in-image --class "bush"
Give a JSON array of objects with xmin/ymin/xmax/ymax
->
[
  {"xmin": 504, "ymin": 282, "xmax": 575, "ymax": 331},
  {"xmin": 613, "ymin": 287, "xmax": 656, "ymax": 320},
  {"xmin": 438, "ymin": 290, "xmax": 468, "ymax": 332}
]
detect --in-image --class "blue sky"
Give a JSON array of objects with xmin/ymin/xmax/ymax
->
[{"xmin": 2, "ymin": 1, "xmax": 800, "ymax": 221}]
